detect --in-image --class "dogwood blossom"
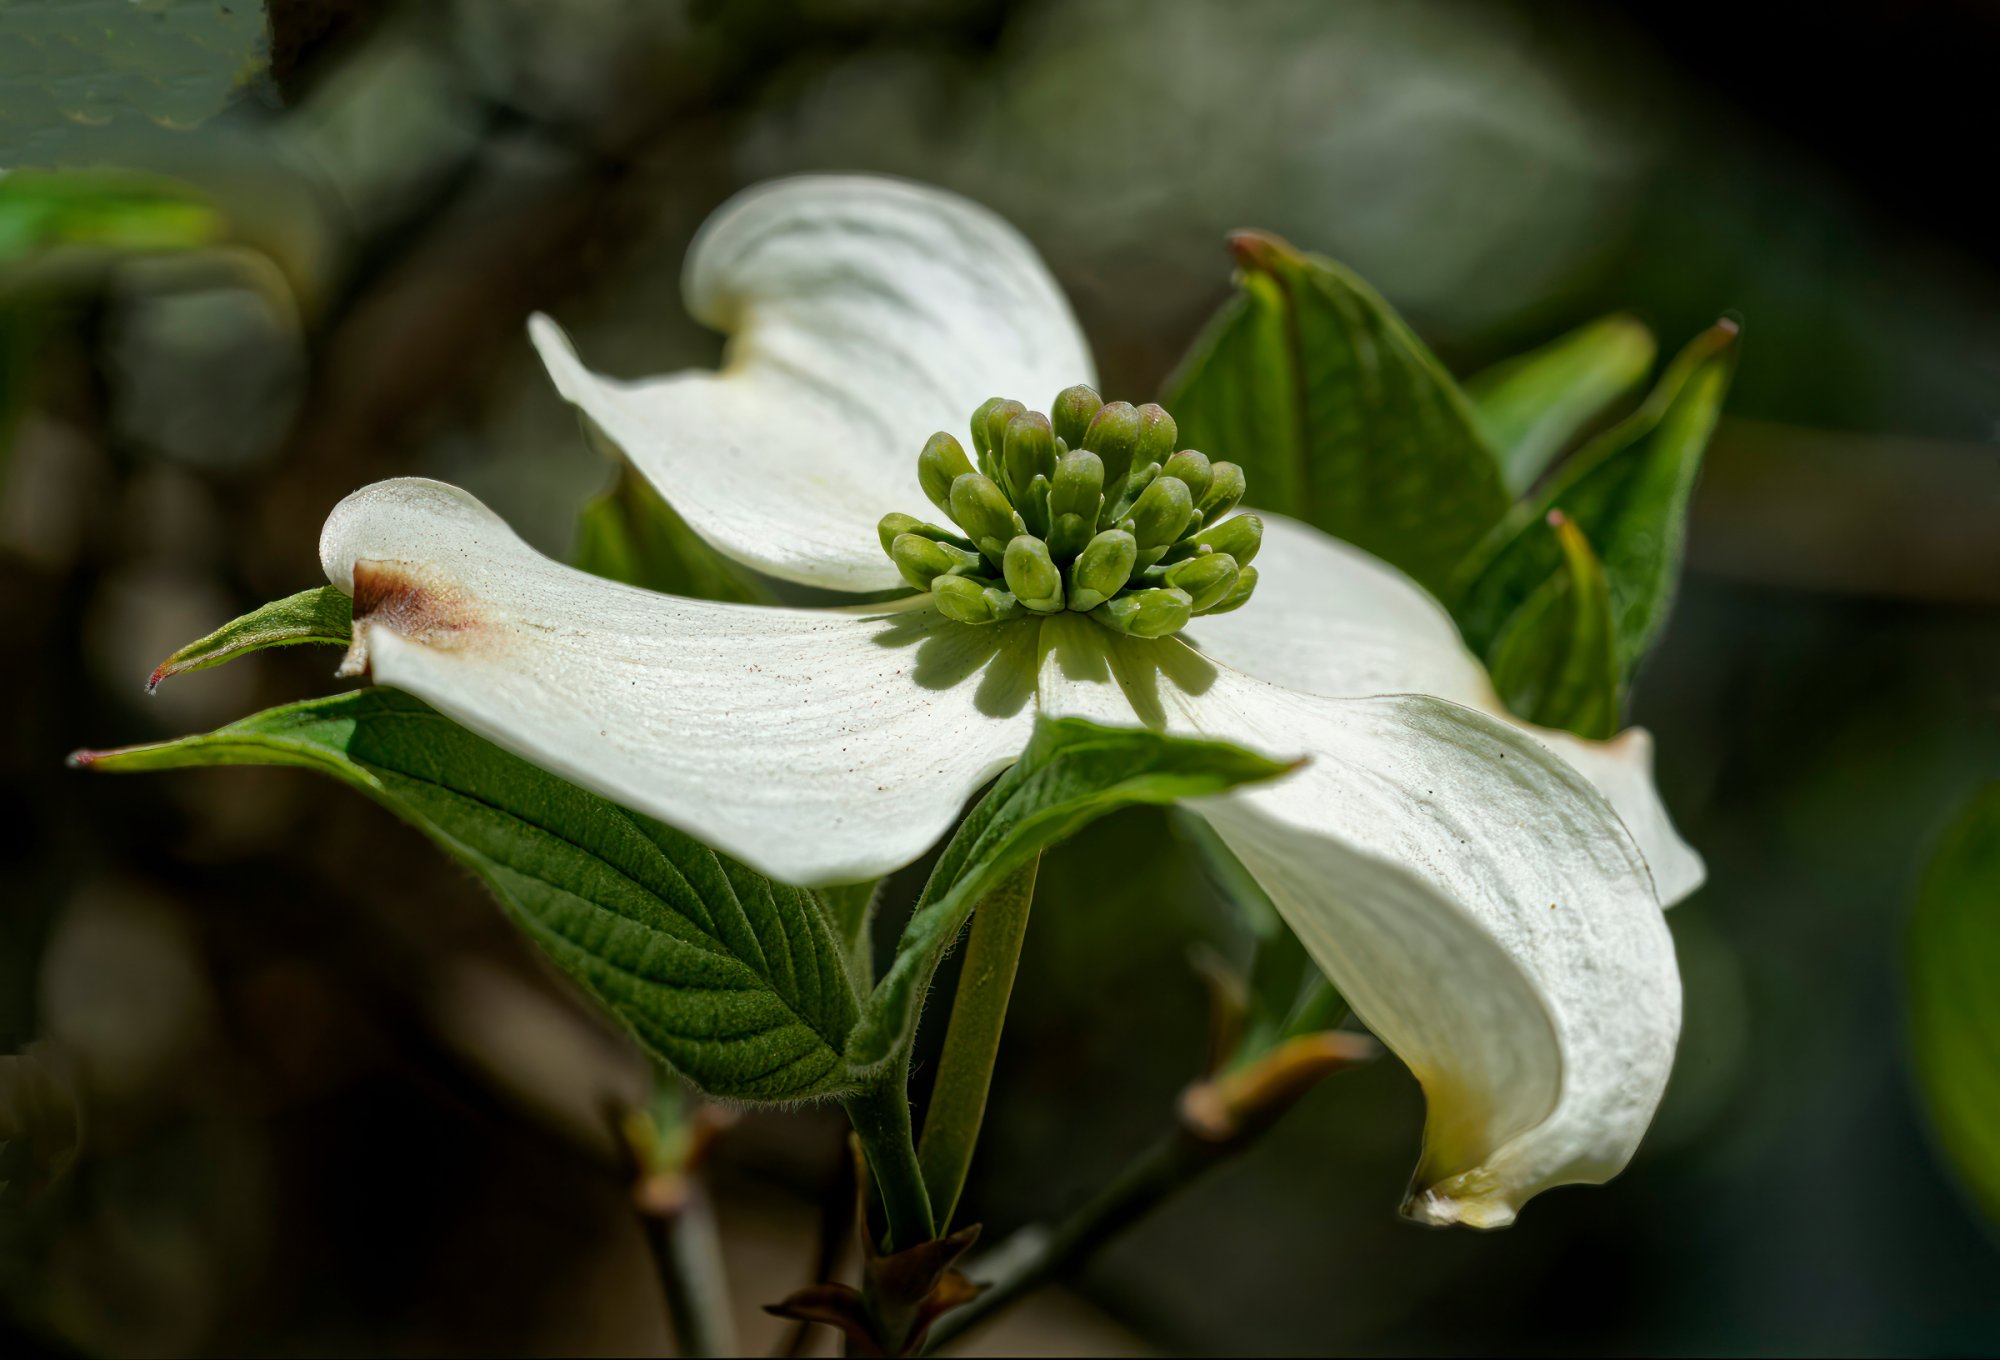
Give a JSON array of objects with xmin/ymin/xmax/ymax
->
[{"xmin": 315, "ymin": 176, "xmax": 1691, "ymax": 1227}]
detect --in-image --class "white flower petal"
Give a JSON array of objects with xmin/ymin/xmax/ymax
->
[
  {"xmin": 1187, "ymin": 511, "xmax": 1705, "ymax": 904},
  {"xmin": 1038, "ymin": 615, "xmax": 1682, "ymax": 1227},
  {"xmin": 319, "ymin": 478, "xmax": 1038, "ymax": 887},
  {"xmin": 531, "ymin": 175, "xmax": 1095, "ymax": 593}
]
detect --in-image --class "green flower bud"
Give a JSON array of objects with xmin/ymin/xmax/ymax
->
[
  {"xmin": 918, "ymin": 432, "xmax": 975, "ymax": 514},
  {"xmin": 980, "ymin": 399, "xmax": 1027, "ymax": 467},
  {"xmin": 1081, "ymin": 401, "xmax": 1142, "ymax": 486},
  {"xmin": 1068, "ymin": 528, "xmax": 1136, "ymax": 611},
  {"xmin": 1196, "ymin": 461, "xmax": 1245, "ymax": 521},
  {"xmin": 1107, "ymin": 461, "xmax": 1158, "ymax": 523},
  {"xmin": 1048, "ymin": 511, "xmax": 1092, "ymax": 562},
  {"xmin": 1049, "ymin": 449, "xmax": 1104, "ymax": 524},
  {"xmin": 1096, "ymin": 586, "xmax": 1193, "ymax": 639},
  {"xmin": 1003, "ymin": 535, "xmax": 1065, "ymax": 613},
  {"xmin": 1126, "ymin": 474, "xmax": 1193, "ymax": 550},
  {"xmin": 1194, "ymin": 512, "xmax": 1262, "ymax": 567},
  {"xmin": 1002, "ymin": 410, "xmax": 1057, "ymax": 504},
  {"xmin": 890, "ymin": 532, "xmax": 981, "ymax": 591},
  {"xmin": 1051, "ymin": 384, "xmax": 1103, "ymax": 449},
  {"xmin": 1197, "ymin": 564, "xmax": 1258, "ymax": 615},
  {"xmin": 949, "ymin": 472, "xmax": 1025, "ymax": 558},
  {"xmin": 932, "ymin": 574, "xmax": 1023, "ymax": 625},
  {"xmin": 1133, "ymin": 403, "xmax": 1178, "ymax": 468},
  {"xmin": 1019, "ymin": 472, "xmax": 1053, "ymax": 539},
  {"xmin": 1162, "ymin": 448, "xmax": 1213, "ymax": 504},
  {"xmin": 1163, "ymin": 551, "xmax": 1239, "ymax": 612},
  {"xmin": 878, "ymin": 512, "xmax": 974, "ymax": 557}
]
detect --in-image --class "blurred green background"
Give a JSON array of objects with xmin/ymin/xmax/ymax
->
[{"xmin": 3, "ymin": 1, "xmax": 1998, "ymax": 1354}]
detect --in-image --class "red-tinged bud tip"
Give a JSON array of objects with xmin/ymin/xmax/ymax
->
[{"xmin": 66, "ymin": 748, "xmax": 100, "ymax": 770}]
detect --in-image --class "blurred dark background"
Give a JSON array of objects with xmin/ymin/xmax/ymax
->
[{"xmin": 3, "ymin": 1, "xmax": 1998, "ymax": 1354}]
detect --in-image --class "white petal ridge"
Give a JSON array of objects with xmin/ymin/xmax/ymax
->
[
  {"xmin": 1037, "ymin": 615, "xmax": 1682, "ymax": 1227},
  {"xmin": 319, "ymin": 478, "xmax": 1039, "ymax": 887},
  {"xmin": 1187, "ymin": 511, "xmax": 1705, "ymax": 905},
  {"xmin": 532, "ymin": 175, "xmax": 1095, "ymax": 593}
]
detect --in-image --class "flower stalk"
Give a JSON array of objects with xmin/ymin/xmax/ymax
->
[{"xmin": 917, "ymin": 853, "xmax": 1041, "ymax": 1230}]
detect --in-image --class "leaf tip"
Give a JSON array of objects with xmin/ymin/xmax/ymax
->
[
  {"xmin": 65, "ymin": 747, "xmax": 102, "ymax": 770},
  {"xmin": 1226, "ymin": 228, "xmax": 1295, "ymax": 274}
]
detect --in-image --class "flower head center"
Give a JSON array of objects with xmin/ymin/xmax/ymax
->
[{"xmin": 876, "ymin": 387, "xmax": 1261, "ymax": 637}]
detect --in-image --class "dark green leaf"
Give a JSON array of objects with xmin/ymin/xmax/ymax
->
[
  {"xmin": 1452, "ymin": 321, "xmax": 1738, "ymax": 680},
  {"xmin": 844, "ymin": 715, "xmax": 1295, "ymax": 1075},
  {"xmin": 1908, "ymin": 784, "xmax": 2000, "ymax": 1223},
  {"xmin": 1163, "ymin": 230, "xmax": 1511, "ymax": 596},
  {"xmin": 1485, "ymin": 512, "xmax": 1621, "ymax": 739},
  {"xmin": 573, "ymin": 459, "xmax": 769, "ymax": 604},
  {"xmin": 146, "ymin": 586, "xmax": 353, "ymax": 691},
  {"xmin": 1465, "ymin": 314, "xmax": 1656, "ymax": 493},
  {"xmin": 74, "ymin": 690, "xmax": 862, "ymax": 1104}
]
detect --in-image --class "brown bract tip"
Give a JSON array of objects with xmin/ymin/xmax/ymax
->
[
  {"xmin": 343, "ymin": 560, "xmax": 487, "ymax": 676},
  {"xmin": 1227, "ymin": 228, "xmax": 1297, "ymax": 274}
]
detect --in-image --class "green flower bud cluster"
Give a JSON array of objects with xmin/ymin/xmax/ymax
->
[{"xmin": 878, "ymin": 386, "xmax": 1261, "ymax": 638}]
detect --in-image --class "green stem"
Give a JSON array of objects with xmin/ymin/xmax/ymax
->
[
  {"xmin": 917, "ymin": 854, "xmax": 1040, "ymax": 1230},
  {"xmin": 844, "ymin": 1077, "xmax": 935, "ymax": 1252},
  {"xmin": 644, "ymin": 1182, "xmax": 736, "ymax": 1358},
  {"xmin": 924, "ymin": 1123, "xmax": 1231, "ymax": 1353}
]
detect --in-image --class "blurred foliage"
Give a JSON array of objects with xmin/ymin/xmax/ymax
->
[{"xmin": 1907, "ymin": 785, "xmax": 2000, "ymax": 1226}]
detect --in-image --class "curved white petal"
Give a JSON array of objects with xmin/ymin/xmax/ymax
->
[
  {"xmin": 531, "ymin": 175, "xmax": 1094, "ymax": 593},
  {"xmin": 1038, "ymin": 615, "xmax": 1681, "ymax": 1227},
  {"xmin": 1187, "ymin": 511, "xmax": 1705, "ymax": 904},
  {"xmin": 318, "ymin": 478, "xmax": 1038, "ymax": 887}
]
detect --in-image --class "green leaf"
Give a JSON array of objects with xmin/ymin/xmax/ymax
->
[
  {"xmin": 844, "ymin": 715, "xmax": 1295, "ymax": 1076},
  {"xmin": 1163, "ymin": 230, "xmax": 1511, "ymax": 597},
  {"xmin": 573, "ymin": 460, "xmax": 769, "ymax": 604},
  {"xmin": 0, "ymin": 170, "xmax": 223, "ymax": 274},
  {"xmin": 814, "ymin": 880, "xmax": 882, "ymax": 989},
  {"xmin": 1465, "ymin": 314, "xmax": 1657, "ymax": 493},
  {"xmin": 1485, "ymin": 512, "xmax": 1621, "ymax": 740},
  {"xmin": 146, "ymin": 586, "xmax": 353, "ymax": 691},
  {"xmin": 74, "ymin": 690, "xmax": 862, "ymax": 1104},
  {"xmin": 1908, "ymin": 784, "xmax": 2000, "ymax": 1224},
  {"xmin": 1452, "ymin": 321, "xmax": 1738, "ymax": 681}
]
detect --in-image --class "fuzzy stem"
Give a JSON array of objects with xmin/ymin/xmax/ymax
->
[{"xmin": 845, "ymin": 1078, "xmax": 936, "ymax": 1252}]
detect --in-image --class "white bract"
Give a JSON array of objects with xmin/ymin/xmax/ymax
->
[{"xmin": 318, "ymin": 175, "xmax": 1692, "ymax": 1229}]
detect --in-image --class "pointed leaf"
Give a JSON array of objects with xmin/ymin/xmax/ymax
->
[
  {"xmin": 146, "ymin": 586, "xmax": 353, "ymax": 691},
  {"xmin": 1908, "ymin": 783, "xmax": 2000, "ymax": 1224},
  {"xmin": 1486, "ymin": 512, "xmax": 1621, "ymax": 740},
  {"xmin": 1163, "ymin": 230, "xmax": 1511, "ymax": 596},
  {"xmin": 844, "ymin": 715, "xmax": 1295, "ymax": 1076},
  {"xmin": 73, "ymin": 690, "xmax": 862, "ymax": 1103},
  {"xmin": 1453, "ymin": 321, "xmax": 1738, "ymax": 678},
  {"xmin": 1466, "ymin": 314, "xmax": 1657, "ymax": 493}
]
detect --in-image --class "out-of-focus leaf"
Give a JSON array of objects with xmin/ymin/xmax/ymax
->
[
  {"xmin": 1465, "ymin": 314, "xmax": 1657, "ymax": 493},
  {"xmin": 1163, "ymin": 230, "xmax": 1511, "ymax": 597},
  {"xmin": 145, "ymin": 586, "xmax": 352, "ymax": 692},
  {"xmin": 572, "ymin": 461, "xmax": 770, "ymax": 605},
  {"xmin": 1452, "ymin": 321, "xmax": 1738, "ymax": 681},
  {"xmin": 845, "ymin": 716, "xmax": 1295, "ymax": 1076},
  {"xmin": 1175, "ymin": 810, "xmax": 1345, "ymax": 1069},
  {"xmin": 0, "ymin": 0, "xmax": 271, "ymax": 166},
  {"xmin": 1486, "ymin": 511, "xmax": 1620, "ymax": 740},
  {"xmin": 0, "ymin": 170, "xmax": 223, "ymax": 275},
  {"xmin": 73, "ymin": 690, "xmax": 863, "ymax": 1104},
  {"xmin": 1908, "ymin": 784, "xmax": 2000, "ymax": 1224}
]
